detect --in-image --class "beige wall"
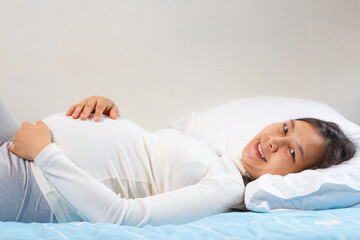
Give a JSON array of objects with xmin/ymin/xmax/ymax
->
[{"xmin": 1, "ymin": 0, "xmax": 359, "ymax": 130}]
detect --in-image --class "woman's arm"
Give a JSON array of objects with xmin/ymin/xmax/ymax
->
[
  {"xmin": 34, "ymin": 143, "xmax": 243, "ymax": 226},
  {"xmin": 9, "ymin": 122, "xmax": 239, "ymax": 226},
  {"xmin": 66, "ymin": 96, "xmax": 120, "ymax": 122}
]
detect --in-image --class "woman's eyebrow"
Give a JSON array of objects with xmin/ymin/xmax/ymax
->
[{"xmin": 290, "ymin": 120, "xmax": 305, "ymax": 159}]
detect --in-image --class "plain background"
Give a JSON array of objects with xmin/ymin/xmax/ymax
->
[{"xmin": 1, "ymin": 0, "xmax": 359, "ymax": 130}]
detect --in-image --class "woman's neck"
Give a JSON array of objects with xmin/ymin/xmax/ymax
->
[{"xmin": 234, "ymin": 159, "xmax": 253, "ymax": 184}]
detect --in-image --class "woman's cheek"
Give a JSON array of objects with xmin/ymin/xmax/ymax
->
[{"xmin": 269, "ymin": 156, "xmax": 289, "ymax": 175}]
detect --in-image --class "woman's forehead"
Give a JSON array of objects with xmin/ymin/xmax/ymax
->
[{"xmin": 294, "ymin": 120, "xmax": 326, "ymax": 164}]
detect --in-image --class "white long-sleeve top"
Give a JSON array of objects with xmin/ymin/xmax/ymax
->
[{"xmin": 31, "ymin": 113, "xmax": 245, "ymax": 226}]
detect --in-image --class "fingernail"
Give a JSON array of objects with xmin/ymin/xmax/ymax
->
[{"xmin": 94, "ymin": 116, "xmax": 99, "ymax": 121}]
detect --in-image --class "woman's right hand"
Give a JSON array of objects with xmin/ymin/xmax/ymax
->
[{"xmin": 66, "ymin": 96, "xmax": 120, "ymax": 122}]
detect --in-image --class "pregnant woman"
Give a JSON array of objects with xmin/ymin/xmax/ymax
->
[{"xmin": 1, "ymin": 96, "xmax": 356, "ymax": 226}]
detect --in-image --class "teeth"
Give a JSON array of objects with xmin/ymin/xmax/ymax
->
[{"xmin": 258, "ymin": 143, "xmax": 265, "ymax": 159}]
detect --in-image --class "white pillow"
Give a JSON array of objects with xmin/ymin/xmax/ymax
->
[{"xmin": 171, "ymin": 96, "xmax": 360, "ymax": 212}]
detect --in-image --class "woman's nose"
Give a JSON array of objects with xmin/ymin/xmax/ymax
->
[{"xmin": 268, "ymin": 136, "xmax": 280, "ymax": 152}]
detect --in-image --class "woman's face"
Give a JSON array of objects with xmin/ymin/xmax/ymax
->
[{"xmin": 242, "ymin": 120, "xmax": 326, "ymax": 179}]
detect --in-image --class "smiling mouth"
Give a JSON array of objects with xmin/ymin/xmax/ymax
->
[{"xmin": 257, "ymin": 142, "xmax": 267, "ymax": 161}]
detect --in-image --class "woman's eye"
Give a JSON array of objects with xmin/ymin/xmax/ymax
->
[
  {"xmin": 283, "ymin": 124, "xmax": 288, "ymax": 134},
  {"xmin": 290, "ymin": 148, "xmax": 295, "ymax": 160}
]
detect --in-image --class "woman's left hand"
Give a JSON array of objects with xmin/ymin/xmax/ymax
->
[{"xmin": 8, "ymin": 120, "xmax": 52, "ymax": 161}]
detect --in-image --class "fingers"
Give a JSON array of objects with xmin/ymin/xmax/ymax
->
[
  {"xmin": 71, "ymin": 101, "xmax": 87, "ymax": 119},
  {"xmin": 8, "ymin": 144, "xmax": 15, "ymax": 154},
  {"xmin": 80, "ymin": 101, "xmax": 96, "ymax": 120},
  {"xmin": 66, "ymin": 96, "xmax": 120, "ymax": 122},
  {"xmin": 94, "ymin": 101, "xmax": 106, "ymax": 122},
  {"xmin": 66, "ymin": 96, "xmax": 97, "ymax": 120},
  {"xmin": 7, "ymin": 144, "xmax": 25, "ymax": 161},
  {"xmin": 36, "ymin": 120, "xmax": 45, "ymax": 126},
  {"xmin": 66, "ymin": 104, "xmax": 77, "ymax": 116},
  {"xmin": 109, "ymin": 106, "xmax": 120, "ymax": 119},
  {"xmin": 22, "ymin": 121, "xmax": 31, "ymax": 127},
  {"xmin": 36, "ymin": 120, "xmax": 49, "ymax": 131}
]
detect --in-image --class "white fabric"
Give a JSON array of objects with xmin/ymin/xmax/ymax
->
[
  {"xmin": 171, "ymin": 96, "xmax": 360, "ymax": 212},
  {"xmin": 31, "ymin": 114, "xmax": 244, "ymax": 226}
]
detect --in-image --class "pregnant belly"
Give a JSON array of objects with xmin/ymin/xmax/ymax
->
[{"xmin": 42, "ymin": 113, "xmax": 153, "ymax": 188}]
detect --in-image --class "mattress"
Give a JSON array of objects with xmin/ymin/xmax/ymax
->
[{"xmin": 1, "ymin": 207, "xmax": 360, "ymax": 239}]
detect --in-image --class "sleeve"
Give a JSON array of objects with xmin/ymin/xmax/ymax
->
[{"xmin": 35, "ymin": 143, "xmax": 243, "ymax": 226}]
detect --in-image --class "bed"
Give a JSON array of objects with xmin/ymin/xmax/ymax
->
[
  {"xmin": 2, "ymin": 0, "xmax": 360, "ymax": 238},
  {"xmin": 2, "ymin": 96, "xmax": 360, "ymax": 239},
  {"xmin": 1, "ymin": 207, "xmax": 360, "ymax": 239}
]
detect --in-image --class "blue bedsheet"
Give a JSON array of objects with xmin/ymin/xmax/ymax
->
[{"xmin": 1, "ymin": 207, "xmax": 360, "ymax": 239}]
